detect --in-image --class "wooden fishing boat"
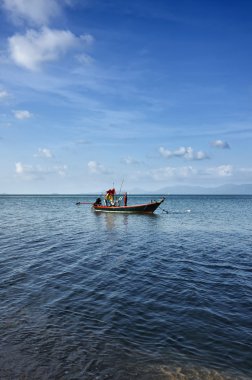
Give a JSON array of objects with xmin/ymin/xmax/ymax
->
[
  {"xmin": 76, "ymin": 187, "xmax": 165, "ymax": 214},
  {"xmin": 93, "ymin": 198, "xmax": 165, "ymax": 214}
]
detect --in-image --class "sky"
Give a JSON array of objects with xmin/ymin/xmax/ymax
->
[{"xmin": 0, "ymin": 0, "xmax": 252, "ymax": 193}]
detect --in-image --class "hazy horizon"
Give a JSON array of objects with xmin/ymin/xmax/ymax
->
[{"xmin": 2, "ymin": 183, "xmax": 252, "ymax": 196}]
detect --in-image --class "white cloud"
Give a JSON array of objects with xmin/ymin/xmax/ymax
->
[
  {"xmin": 8, "ymin": 27, "xmax": 94, "ymax": 70},
  {"xmin": 35, "ymin": 148, "xmax": 54, "ymax": 158},
  {"xmin": 15, "ymin": 161, "xmax": 67, "ymax": 179},
  {"xmin": 0, "ymin": 90, "xmax": 9, "ymax": 99},
  {"xmin": 149, "ymin": 165, "xmax": 197, "ymax": 181},
  {"xmin": 87, "ymin": 160, "xmax": 111, "ymax": 175},
  {"xmin": 2, "ymin": 0, "xmax": 61, "ymax": 26},
  {"xmin": 211, "ymin": 139, "xmax": 230, "ymax": 149},
  {"xmin": 13, "ymin": 110, "xmax": 32, "ymax": 120},
  {"xmin": 13, "ymin": 110, "xmax": 32, "ymax": 119},
  {"xmin": 121, "ymin": 156, "xmax": 140, "ymax": 165},
  {"xmin": 205, "ymin": 165, "xmax": 233, "ymax": 177},
  {"xmin": 159, "ymin": 146, "xmax": 209, "ymax": 161},
  {"xmin": 159, "ymin": 147, "xmax": 171, "ymax": 159},
  {"xmin": 15, "ymin": 161, "xmax": 26, "ymax": 174},
  {"xmin": 54, "ymin": 165, "xmax": 67, "ymax": 177},
  {"xmin": 144, "ymin": 164, "xmax": 237, "ymax": 183}
]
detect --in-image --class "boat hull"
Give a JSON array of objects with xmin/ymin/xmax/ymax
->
[{"xmin": 93, "ymin": 198, "xmax": 164, "ymax": 214}]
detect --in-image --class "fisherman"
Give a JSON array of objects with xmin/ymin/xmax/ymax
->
[
  {"xmin": 105, "ymin": 193, "xmax": 109, "ymax": 205},
  {"xmin": 94, "ymin": 197, "xmax": 101, "ymax": 206},
  {"xmin": 110, "ymin": 188, "xmax": 116, "ymax": 205},
  {"xmin": 105, "ymin": 188, "xmax": 116, "ymax": 206}
]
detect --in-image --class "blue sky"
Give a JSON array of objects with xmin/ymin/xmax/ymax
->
[{"xmin": 0, "ymin": 0, "xmax": 252, "ymax": 193}]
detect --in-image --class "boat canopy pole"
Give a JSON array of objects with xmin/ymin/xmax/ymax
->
[{"xmin": 119, "ymin": 178, "xmax": 124, "ymax": 195}]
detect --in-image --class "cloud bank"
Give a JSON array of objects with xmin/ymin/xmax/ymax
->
[
  {"xmin": 15, "ymin": 161, "xmax": 67, "ymax": 179},
  {"xmin": 148, "ymin": 164, "xmax": 234, "ymax": 182},
  {"xmin": 159, "ymin": 146, "xmax": 209, "ymax": 161}
]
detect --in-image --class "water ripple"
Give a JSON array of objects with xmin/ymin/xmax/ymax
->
[{"xmin": 0, "ymin": 195, "xmax": 251, "ymax": 379}]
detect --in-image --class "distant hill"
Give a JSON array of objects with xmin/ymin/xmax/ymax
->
[{"xmin": 130, "ymin": 184, "xmax": 252, "ymax": 195}]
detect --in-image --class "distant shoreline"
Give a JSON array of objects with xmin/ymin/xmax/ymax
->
[
  {"xmin": 2, "ymin": 184, "xmax": 252, "ymax": 196},
  {"xmin": 1, "ymin": 193, "xmax": 252, "ymax": 196}
]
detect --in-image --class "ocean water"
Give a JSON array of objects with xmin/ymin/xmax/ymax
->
[{"xmin": 0, "ymin": 194, "xmax": 251, "ymax": 380}]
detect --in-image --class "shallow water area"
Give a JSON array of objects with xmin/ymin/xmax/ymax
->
[{"xmin": 0, "ymin": 194, "xmax": 251, "ymax": 379}]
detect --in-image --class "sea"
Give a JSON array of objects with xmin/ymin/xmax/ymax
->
[{"xmin": 0, "ymin": 194, "xmax": 251, "ymax": 380}]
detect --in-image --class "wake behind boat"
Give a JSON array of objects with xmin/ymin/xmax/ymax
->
[{"xmin": 77, "ymin": 187, "xmax": 165, "ymax": 214}]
